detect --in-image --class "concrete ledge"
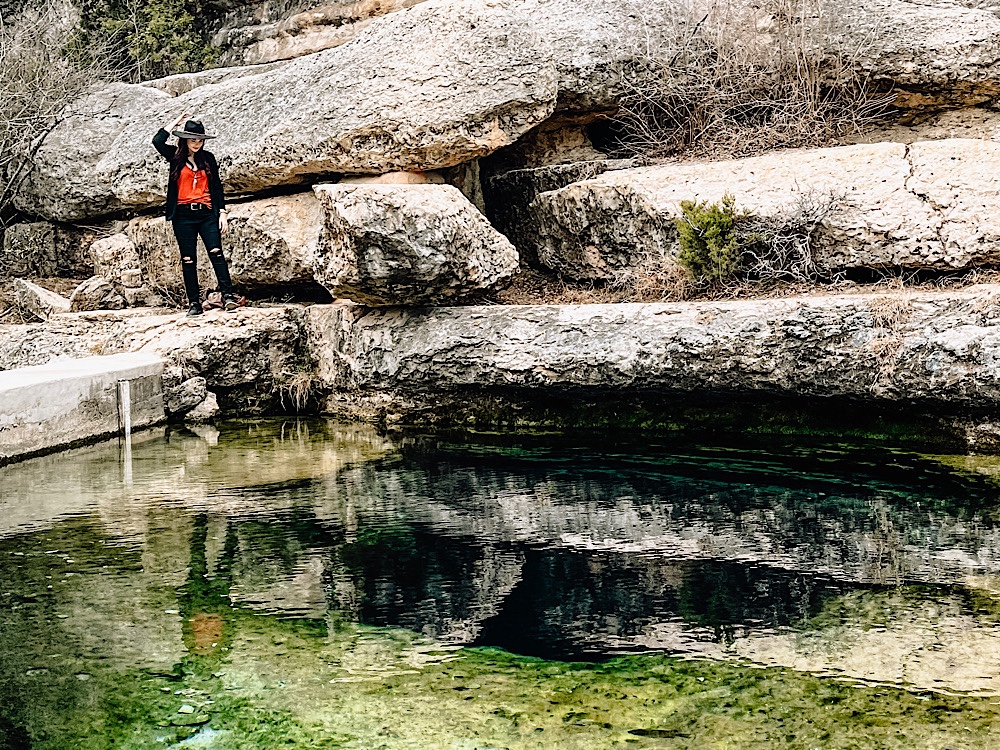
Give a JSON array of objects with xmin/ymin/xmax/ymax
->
[{"xmin": 0, "ymin": 353, "xmax": 165, "ymax": 464}]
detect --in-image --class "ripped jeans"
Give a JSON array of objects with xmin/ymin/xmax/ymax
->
[{"xmin": 171, "ymin": 206, "xmax": 234, "ymax": 304}]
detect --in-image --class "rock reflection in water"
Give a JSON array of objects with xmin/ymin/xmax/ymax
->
[{"xmin": 4, "ymin": 423, "xmax": 1000, "ymax": 701}]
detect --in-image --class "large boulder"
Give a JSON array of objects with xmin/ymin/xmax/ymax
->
[
  {"xmin": 13, "ymin": 84, "xmax": 170, "ymax": 221},
  {"xmin": 18, "ymin": 0, "xmax": 559, "ymax": 222},
  {"xmin": 529, "ymin": 139, "xmax": 1000, "ymax": 281},
  {"xmin": 822, "ymin": 0, "xmax": 1000, "ymax": 108},
  {"xmin": 312, "ymin": 183, "xmax": 519, "ymax": 305},
  {"xmin": 124, "ymin": 192, "xmax": 325, "ymax": 301},
  {"xmin": 0, "ymin": 221, "xmax": 97, "ymax": 278},
  {"xmin": 139, "ymin": 61, "xmax": 290, "ymax": 97},
  {"xmin": 90, "ymin": 233, "xmax": 164, "ymax": 308}
]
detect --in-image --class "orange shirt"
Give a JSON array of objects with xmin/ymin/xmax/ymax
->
[{"xmin": 177, "ymin": 164, "xmax": 212, "ymax": 207}]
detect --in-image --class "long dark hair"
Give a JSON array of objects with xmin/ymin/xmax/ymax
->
[{"xmin": 169, "ymin": 139, "xmax": 213, "ymax": 184}]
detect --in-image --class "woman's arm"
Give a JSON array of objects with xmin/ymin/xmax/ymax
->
[{"xmin": 152, "ymin": 112, "xmax": 189, "ymax": 161}]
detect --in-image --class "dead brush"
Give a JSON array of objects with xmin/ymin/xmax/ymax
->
[
  {"xmin": 738, "ymin": 188, "xmax": 841, "ymax": 283},
  {"xmin": 612, "ymin": 0, "xmax": 891, "ymax": 160},
  {"xmin": 608, "ymin": 252, "xmax": 698, "ymax": 302},
  {"xmin": 280, "ymin": 369, "xmax": 316, "ymax": 413},
  {"xmin": 865, "ymin": 293, "xmax": 911, "ymax": 388},
  {"xmin": 0, "ymin": 1, "xmax": 127, "ymax": 224}
]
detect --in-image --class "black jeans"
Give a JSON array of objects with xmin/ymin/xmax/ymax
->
[{"xmin": 171, "ymin": 206, "xmax": 234, "ymax": 304}]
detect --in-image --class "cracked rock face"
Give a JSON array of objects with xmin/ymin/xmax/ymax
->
[
  {"xmin": 529, "ymin": 139, "xmax": 1000, "ymax": 281},
  {"xmin": 821, "ymin": 0, "xmax": 1000, "ymax": 108},
  {"xmin": 312, "ymin": 183, "xmax": 519, "ymax": 305},
  {"xmin": 305, "ymin": 285, "xmax": 1000, "ymax": 407}
]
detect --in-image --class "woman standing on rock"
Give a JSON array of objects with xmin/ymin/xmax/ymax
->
[{"xmin": 153, "ymin": 112, "xmax": 238, "ymax": 317}]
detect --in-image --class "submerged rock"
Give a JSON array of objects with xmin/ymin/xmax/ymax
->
[{"xmin": 312, "ymin": 184, "xmax": 519, "ymax": 305}]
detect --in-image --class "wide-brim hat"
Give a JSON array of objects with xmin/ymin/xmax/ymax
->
[{"xmin": 171, "ymin": 120, "xmax": 217, "ymax": 139}]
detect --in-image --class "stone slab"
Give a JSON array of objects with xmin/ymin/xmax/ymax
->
[
  {"xmin": 304, "ymin": 285, "xmax": 1000, "ymax": 407},
  {"xmin": 0, "ymin": 353, "xmax": 165, "ymax": 464}
]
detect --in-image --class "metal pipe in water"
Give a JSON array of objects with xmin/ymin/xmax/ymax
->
[{"xmin": 117, "ymin": 379, "xmax": 133, "ymax": 486}]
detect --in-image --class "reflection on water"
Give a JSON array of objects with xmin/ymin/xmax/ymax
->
[{"xmin": 3, "ymin": 420, "xmax": 1000, "ymax": 748}]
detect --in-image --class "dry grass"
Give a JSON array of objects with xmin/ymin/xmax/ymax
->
[
  {"xmin": 868, "ymin": 294, "xmax": 912, "ymax": 330},
  {"xmin": 280, "ymin": 369, "xmax": 316, "ymax": 413},
  {"xmin": 612, "ymin": 0, "xmax": 892, "ymax": 161},
  {"xmin": 487, "ymin": 267, "xmax": 1000, "ymax": 307}
]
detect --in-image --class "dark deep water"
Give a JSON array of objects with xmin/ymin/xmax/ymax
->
[{"xmin": 3, "ymin": 419, "xmax": 1000, "ymax": 749}]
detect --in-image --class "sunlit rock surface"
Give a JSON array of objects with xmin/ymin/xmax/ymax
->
[
  {"xmin": 305, "ymin": 285, "xmax": 1000, "ymax": 407},
  {"xmin": 311, "ymin": 184, "xmax": 519, "ymax": 305},
  {"xmin": 530, "ymin": 140, "xmax": 1000, "ymax": 281},
  {"xmin": 824, "ymin": 0, "xmax": 1000, "ymax": 108}
]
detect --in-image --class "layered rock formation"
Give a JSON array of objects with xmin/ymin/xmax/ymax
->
[
  {"xmin": 10, "ymin": 0, "xmax": 1000, "ymax": 435},
  {"xmin": 211, "ymin": 0, "xmax": 428, "ymax": 66},
  {"xmin": 305, "ymin": 286, "xmax": 1000, "ymax": 408},
  {"xmin": 17, "ymin": 0, "xmax": 561, "ymax": 221},
  {"xmin": 528, "ymin": 139, "xmax": 1000, "ymax": 280},
  {"xmin": 0, "ymin": 307, "xmax": 306, "ymax": 418}
]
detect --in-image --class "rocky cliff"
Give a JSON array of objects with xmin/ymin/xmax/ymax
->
[{"xmin": 7, "ymin": 0, "xmax": 1000, "ymax": 438}]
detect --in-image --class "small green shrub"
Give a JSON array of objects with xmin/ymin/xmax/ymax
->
[{"xmin": 673, "ymin": 195, "xmax": 748, "ymax": 283}]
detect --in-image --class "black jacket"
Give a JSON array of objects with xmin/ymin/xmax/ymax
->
[{"xmin": 152, "ymin": 128, "xmax": 226, "ymax": 220}]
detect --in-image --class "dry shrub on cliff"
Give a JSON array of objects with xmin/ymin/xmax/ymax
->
[
  {"xmin": 613, "ymin": 0, "xmax": 890, "ymax": 159},
  {"xmin": 0, "ymin": 1, "xmax": 117, "ymax": 225},
  {"xmin": 738, "ymin": 187, "xmax": 839, "ymax": 282}
]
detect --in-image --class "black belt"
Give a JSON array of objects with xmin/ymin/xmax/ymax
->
[{"xmin": 179, "ymin": 203, "xmax": 212, "ymax": 211}]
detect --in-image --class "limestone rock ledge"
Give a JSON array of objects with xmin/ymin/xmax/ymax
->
[
  {"xmin": 0, "ymin": 308, "xmax": 306, "ymax": 417},
  {"xmin": 7, "ymin": 287, "xmax": 1000, "ymax": 426},
  {"xmin": 530, "ymin": 139, "xmax": 1000, "ymax": 280},
  {"xmin": 305, "ymin": 286, "xmax": 1000, "ymax": 410}
]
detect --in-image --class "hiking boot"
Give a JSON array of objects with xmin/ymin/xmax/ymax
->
[
  {"xmin": 186, "ymin": 302, "xmax": 203, "ymax": 317},
  {"xmin": 223, "ymin": 294, "xmax": 240, "ymax": 311}
]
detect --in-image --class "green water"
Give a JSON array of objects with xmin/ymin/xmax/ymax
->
[{"xmin": 3, "ymin": 419, "xmax": 1000, "ymax": 749}]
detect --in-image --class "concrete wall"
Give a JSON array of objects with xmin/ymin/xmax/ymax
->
[{"xmin": 0, "ymin": 353, "xmax": 165, "ymax": 464}]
